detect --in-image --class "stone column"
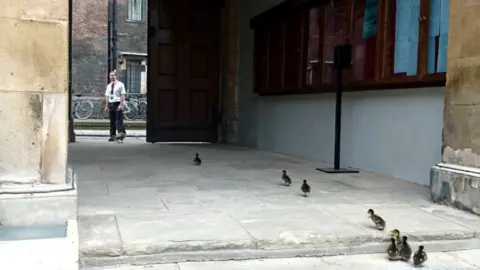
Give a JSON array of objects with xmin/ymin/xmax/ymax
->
[
  {"xmin": 0, "ymin": 0, "xmax": 76, "ymax": 226},
  {"xmin": 430, "ymin": 1, "xmax": 480, "ymax": 215}
]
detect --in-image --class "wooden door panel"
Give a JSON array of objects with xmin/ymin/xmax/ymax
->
[
  {"xmin": 189, "ymin": 90, "xmax": 209, "ymax": 124},
  {"xmin": 147, "ymin": 0, "xmax": 220, "ymax": 142},
  {"xmin": 156, "ymin": 89, "xmax": 177, "ymax": 123},
  {"xmin": 158, "ymin": 44, "xmax": 177, "ymax": 75}
]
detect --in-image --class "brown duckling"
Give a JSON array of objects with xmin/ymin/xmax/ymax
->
[
  {"xmin": 367, "ymin": 209, "xmax": 386, "ymax": 230},
  {"xmin": 391, "ymin": 229, "xmax": 401, "ymax": 245},
  {"xmin": 399, "ymin": 236, "xmax": 412, "ymax": 262},
  {"xmin": 282, "ymin": 170, "xmax": 292, "ymax": 186},
  {"xmin": 413, "ymin": 245, "xmax": 427, "ymax": 267},
  {"xmin": 193, "ymin": 153, "xmax": 202, "ymax": 165},
  {"xmin": 301, "ymin": 180, "xmax": 311, "ymax": 197},
  {"xmin": 387, "ymin": 237, "xmax": 399, "ymax": 260}
]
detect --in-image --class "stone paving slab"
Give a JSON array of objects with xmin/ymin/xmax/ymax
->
[
  {"xmin": 79, "ymin": 189, "xmax": 168, "ymax": 216},
  {"xmin": 229, "ymin": 207, "xmax": 374, "ymax": 249},
  {"xmin": 322, "ymin": 204, "xmax": 475, "ymax": 241},
  {"xmin": 78, "ymin": 204, "xmax": 480, "ymax": 263},
  {"xmin": 116, "ymin": 212, "xmax": 255, "ymax": 256},
  {"xmin": 79, "ymin": 215, "xmax": 122, "ymax": 257},
  {"xmin": 70, "ymin": 138, "xmax": 480, "ymax": 267}
]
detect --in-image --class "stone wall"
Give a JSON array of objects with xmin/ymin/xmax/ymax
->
[
  {"xmin": 72, "ymin": 0, "xmax": 147, "ymax": 97},
  {"xmin": 430, "ymin": 0, "xmax": 480, "ymax": 215},
  {"xmin": 0, "ymin": 0, "xmax": 69, "ymax": 185}
]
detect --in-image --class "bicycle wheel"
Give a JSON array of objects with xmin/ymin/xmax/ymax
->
[
  {"xmin": 74, "ymin": 100, "xmax": 94, "ymax": 120},
  {"xmin": 123, "ymin": 102, "xmax": 139, "ymax": 120},
  {"xmin": 137, "ymin": 101, "xmax": 147, "ymax": 118}
]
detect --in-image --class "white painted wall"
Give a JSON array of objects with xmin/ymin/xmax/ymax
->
[{"xmin": 235, "ymin": 0, "xmax": 445, "ymax": 186}]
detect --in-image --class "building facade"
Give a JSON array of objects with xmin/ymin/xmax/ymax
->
[
  {"xmin": 1, "ymin": 0, "xmax": 480, "ymax": 233},
  {"xmin": 238, "ymin": 0, "xmax": 447, "ymax": 187},
  {"xmin": 72, "ymin": 0, "xmax": 148, "ymax": 99}
]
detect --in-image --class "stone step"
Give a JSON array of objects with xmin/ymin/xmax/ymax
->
[
  {"xmin": 80, "ymin": 232, "xmax": 480, "ymax": 268},
  {"xmin": 0, "ymin": 220, "xmax": 78, "ymax": 270}
]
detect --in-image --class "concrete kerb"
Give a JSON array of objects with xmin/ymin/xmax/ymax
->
[
  {"xmin": 80, "ymin": 232, "xmax": 480, "ymax": 268},
  {"xmin": 80, "ymin": 238, "xmax": 480, "ymax": 268}
]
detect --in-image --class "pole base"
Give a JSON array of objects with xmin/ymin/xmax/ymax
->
[{"xmin": 316, "ymin": 167, "xmax": 359, "ymax": 174}]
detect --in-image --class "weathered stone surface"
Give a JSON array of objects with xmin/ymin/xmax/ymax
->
[
  {"xmin": 431, "ymin": 164, "xmax": 480, "ymax": 215},
  {"xmin": 79, "ymin": 215, "xmax": 122, "ymax": 257},
  {"xmin": 78, "ymin": 189, "xmax": 168, "ymax": 216},
  {"xmin": 447, "ymin": 1, "xmax": 480, "ymax": 60},
  {"xmin": 323, "ymin": 204, "xmax": 474, "ymax": 241},
  {"xmin": 21, "ymin": 0, "xmax": 69, "ymax": 21},
  {"xmin": 0, "ymin": 1, "xmax": 21, "ymax": 19},
  {"xmin": 443, "ymin": 0, "xmax": 480, "ymax": 163},
  {"xmin": 0, "ymin": 192, "xmax": 76, "ymax": 226},
  {"xmin": 116, "ymin": 212, "xmax": 255, "ymax": 255},
  {"xmin": 0, "ymin": 91, "xmax": 68, "ymax": 184},
  {"xmin": 41, "ymin": 93, "xmax": 68, "ymax": 184},
  {"xmin": 418, "ymin": 204, "xmax": 480, "ymax": 236},
  {"xmin": 451, "ymin": 249, "xmax": 480, "ymax": 267},
  {"xmin": 0, "ymin": 91, "xmax": 43, "ymax": 183},
  {"xmin": 72, "ymin": 139, "xmax": 480, "ymax": 263},
  {"xmin": 230, "ymin": 207, "xmax": 374, "ymax": 249},
  {"xmin": 82, "ymin": 250, "xmax": 480, "ymax": 269},
  {"xmin": 0, "ymin": 18, "xmax": 68, "ymax": 93}
]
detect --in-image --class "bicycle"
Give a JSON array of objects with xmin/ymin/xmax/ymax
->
[
  {"xmin": 123, "ymin": 95, "xmax": 140, "ymax": 120},
  {"xmin": 99, "ymin": 100, "xmax": 137, "ymax": 120},
  {"xmin": 99, "ymin": 94, "xmax": 145, "ymax": 120},
  {"xmin": 72, "ymin": 94, "xmax": 94, "ymax": 120},
  {"xmin": 135, "ymin": 98, "xmax": 147, "ymax": 119}
]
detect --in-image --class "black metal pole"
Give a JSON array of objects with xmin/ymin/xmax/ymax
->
[
  {"xmin": 112, "ymin": 0, "xmax": 118, "ymax": 71},
  {"xmin": 107, "ymin": 0, "xmax": 112, "ymax": 79},
  {"xmin": 317, "ymin": 44, "xmax": 358, "ymax": 174},
  {"xmin": 333, "ymin": 66, "xmax": 343, "ymax": 169}
]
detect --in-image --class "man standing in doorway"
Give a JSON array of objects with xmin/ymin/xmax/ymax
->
[{"xmin": 105, "ymin": 70, "xmax": 127, "ymax": 142}]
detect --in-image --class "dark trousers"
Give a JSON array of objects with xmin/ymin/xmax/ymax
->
[{"xmin": 108, "ymin": 102, "xmax": 125, "ymax": 137}]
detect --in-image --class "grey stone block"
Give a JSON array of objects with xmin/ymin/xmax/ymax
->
[
  {"xmin": 431, "ymin": 163, "xmax": 480, "ymax": 215},
  {"xmin": 0, "ymin": 167, "xmax": 78, "ymax": 226}
]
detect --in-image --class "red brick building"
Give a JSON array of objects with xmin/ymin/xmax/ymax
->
[{"xmin": 72, "ymin": 0, "xmax": 147, "ymax": 97}]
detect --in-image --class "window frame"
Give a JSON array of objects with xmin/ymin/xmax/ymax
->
[
  {"xmin": 250, "ymin": 0, "xmax": 447, "ymax": 96},
  {"xmin": 125, "ymin": 59, "xmax": 143, "ymax": 94},
  {"xmin": 126, "ymin": 0, "xmax": 145, "ymax": 23}
]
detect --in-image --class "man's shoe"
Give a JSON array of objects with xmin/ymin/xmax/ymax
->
[
  {"xmin": 116, "ymin": 131, "xmax": 126, "ymax": 140},
  {"xmin": 108, "ymin": 136, "xmax": 116, "ymax": 142}
]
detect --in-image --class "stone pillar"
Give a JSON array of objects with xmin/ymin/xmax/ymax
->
[
  {"xmin": 430, "ymin": 1, "xmax": 480, "ymax": 215},
  {"xmin": 223, "ymin": 0, "xmax": 239, "ymax": 143},
  {"xmin": 0, "ymin": 0, "xmax": 76, "ymax": 226}
]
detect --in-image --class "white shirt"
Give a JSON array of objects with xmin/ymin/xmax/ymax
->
[{"xmin": 104, "ymin": 81, "xmax": 126, "ymax": 103}]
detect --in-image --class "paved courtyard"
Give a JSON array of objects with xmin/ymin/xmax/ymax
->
[{"xmin": 69, "ymin": 137, "xmax": 480, "ymax": 268}]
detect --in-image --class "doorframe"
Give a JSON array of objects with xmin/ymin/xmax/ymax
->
[{"xmin": 146, "ymin": 0, "xmax": 226, "ymax": 143}]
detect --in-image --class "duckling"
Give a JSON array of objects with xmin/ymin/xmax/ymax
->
[
  {"xmin": 391, "ymin": 229, "xmax": 401, "ymax": 245},
  {"xmin": 282, "ymin": 170, "xmax": 292, "ymax": 186},
  {"xmin": 413, "ymin": 245, "xmax": 427, "ymax": 267},
  {"xmin": 193, "ymin": 153, "xmax": 202, "ymax": 165},
  {"xmin": 386, "ymin": 238, "xmax": 399, "ymax": 260},
  {"xmin": 399, "ymin": 236, "xmax": 412, "ymax": 262},
  {"xmin": 367, "ymin": 209, "xmax": 386, "ymax": 230},
  {"xmin": 301, "ymin": 180, "xmax": 311, "ymax": 197}
]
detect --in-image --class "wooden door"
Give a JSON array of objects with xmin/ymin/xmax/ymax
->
[{"xmin": 147, "ymin": 0, "xmax": 220, "ymax": 142}]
